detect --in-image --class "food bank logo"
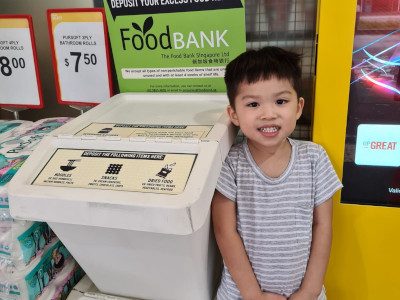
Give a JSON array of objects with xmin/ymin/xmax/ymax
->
[{"xmin": 120, "ymin": 16, "xmax": 229, "ymax": 51}]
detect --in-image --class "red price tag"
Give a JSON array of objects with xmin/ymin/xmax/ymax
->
[
  {"xmin": 48, "ymin": 8, "xmax": 113, "ymax": 106},
  {"xmin": 0, "ymin": 15, "xmax": 43, "ymax": 108}
]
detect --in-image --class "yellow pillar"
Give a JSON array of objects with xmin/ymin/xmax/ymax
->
[{"xmin": 314, "ymin": 0, "xmax": 400, "ymax": 299}]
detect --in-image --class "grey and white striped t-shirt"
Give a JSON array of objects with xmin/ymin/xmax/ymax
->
[{"xmin": 215, "ymin": 138, "xmax": 342, "ymax": 299}]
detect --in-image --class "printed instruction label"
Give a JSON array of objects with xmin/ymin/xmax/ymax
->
[
  {"xmin": 75, "ymin": 123, "xmax": 212, "ymax": 139},
  {"xmin": 32, "ymin": 149, "xmax": 197, "ymax": 195},
  {"xmin": 122, "ymin": 66, "xmax": 225, "ymax": 79}
]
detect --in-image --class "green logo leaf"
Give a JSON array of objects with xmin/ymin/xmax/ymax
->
[
  {"xmin": 131, "ymin": 22, "xmax": 142, "ymax": 33},
  {"xmin": 143, "ymin": 17, "xmax": 154, "ymax": 35}
]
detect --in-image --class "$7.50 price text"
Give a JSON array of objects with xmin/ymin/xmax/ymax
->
[{"xmin": 64, "ymin": 52, "xmax": 97, "ymax": 72}]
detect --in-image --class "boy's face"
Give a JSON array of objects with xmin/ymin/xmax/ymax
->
[{"xmin": 227, "ymin": 77, "xmax": 304, "ymax": 152}]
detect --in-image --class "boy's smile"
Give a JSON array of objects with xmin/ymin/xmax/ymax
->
[{"xmin": 227, "ymin": 77, "xmax": 304, "ymax": 155}]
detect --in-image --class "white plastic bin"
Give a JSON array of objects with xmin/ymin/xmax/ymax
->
[{"xmin": 8, "ymin": 93, "xmax": 236, "ymax": 300}]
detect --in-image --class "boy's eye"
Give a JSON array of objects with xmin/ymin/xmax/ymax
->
[
  {"xmin": 276, "ymin": 99, "xmax": 288, "ymax": 105},
  {"xmin": 246, "ymin": 102, "xmax": 259, "ymax": 108}
]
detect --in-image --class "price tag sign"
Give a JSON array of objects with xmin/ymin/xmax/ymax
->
[
  {"xmin": 0, "ymin": 15, "xmax": 43, "ymax": 108},
  {"xmin": 47, "ymin": 9, "xmax": 113, "ymax": 105}
]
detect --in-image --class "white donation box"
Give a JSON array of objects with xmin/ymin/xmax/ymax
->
[{"xmin": 8, "ymin": 93, "xmax": 236, "ymax": 300}]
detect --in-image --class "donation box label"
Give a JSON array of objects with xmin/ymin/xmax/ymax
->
[
  {"xmin": 75, "ymin": 123, "xmax": 212, "ymax": 139},
  {"xmin": 33, "ymin": 148, "xmax": 197, "ymax": 195}
]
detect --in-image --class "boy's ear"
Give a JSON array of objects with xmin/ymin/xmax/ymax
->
[
  {"xmin": 227, "ymin": 105, "xmax": 240, "ymax": 126},
  {"xmin": 296, "ymin": 97, "xmax": 305, "ymax": 120}
]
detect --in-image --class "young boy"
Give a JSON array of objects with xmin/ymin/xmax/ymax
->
[{"xmin": 212, "ymin": 47, "xmax": 342, "ymax": 300}]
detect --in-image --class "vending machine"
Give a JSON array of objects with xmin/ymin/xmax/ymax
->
[{"xmin": 314, "ymin": 0, "xmax": 400, "ymax": 299}]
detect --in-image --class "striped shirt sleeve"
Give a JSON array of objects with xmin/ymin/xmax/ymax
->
[
  {"xmin": 314, "ymin": 145, "xmax": 343, "ymax": 207},
  {"xmin": 216, "ymin": 151, "xmax": 238, "ymax": 202}
]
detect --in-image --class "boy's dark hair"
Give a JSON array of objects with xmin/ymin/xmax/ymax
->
[{"xmin": 224, "ymin": 46, "xmax": 302, "ymax": 108}]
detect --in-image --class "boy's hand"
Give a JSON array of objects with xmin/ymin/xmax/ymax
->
[
  {"xmin": 261, "ymin": 292, "xmax": 288, "ymax": 300},
  {"xmin": 288, "ymin": 289, "xmax": 319, "ymax": 300},
  {"xmin": 244, "ymin": 291, "xmax": 287, "ymax": 300}
]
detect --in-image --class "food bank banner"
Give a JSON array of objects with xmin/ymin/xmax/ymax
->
[
  {"xmin": 103, "ymin": 0, "xmax": 245, "ymax": 93},
  {"xmin": 341, "ymin": 0, "xmax": 400, "ymax": 206}
]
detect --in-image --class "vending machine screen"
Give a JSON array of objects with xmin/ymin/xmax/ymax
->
[{"xmin": 342, "ymin": 0, "xmax": 400, "ymax": 206}]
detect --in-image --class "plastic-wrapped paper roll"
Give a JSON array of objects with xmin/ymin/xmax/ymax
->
[
  {"xmin": 6, "ymin": 117, "xmax": 71, "ymax": 137},
  {"xmin": 0, "ymin": 222, "xmax": 56, "ymax": 267},
  {"xmin": 0, "ymin": 121, "xmax": 33, "ymax": 141},
  {"xmin": 0, "ymin": 117, "xmax": 72, "ymax": 185},
  {"xmin": 0, "ymin": 185, "xmax": 8, "ymax": 210},
  {"xmin": 38, "ymin": 259, "xmax": 84, "ymax": 300},
  {"xmin": 0, "ymin": 117, "xmax": 72, "ymax": 158},
  {"xmin": 0, "ymin": 240, "xmax": 71, "ymax": 300},
  {"xmin": 0, "ymin": 184, "xmax": 12, "ymax": 225},
  {"xmin": 0, "ymin": 244, "xmax": 84, "ymax": 300},
  {"xmin": 0, "ymin": 185, "xmax": 33, "ymax": 230},
  {"xmin": 0, "ymin": 155, "xmax": 30, "ymax": 189},
  {"xmin": 0, "ymin": 117, "xmax": 73, "ymax": 222},
  {"xmin": 0, "ymin": 221, "xmax": 35, "ymax": 257},
  {"xmin": 0, "ymin": 237, "xmax": 60, "ymax": 277},
  {"xmin": 0, "ymin": 209, "xmax": 14, "ymax": 225},
  {"xmin": 0, "ymin": 184, "xmax": 30, "ymax": 228},
  {"xmin": 0, "ymin": 185, "xmax": 22, "ymax": 225}
]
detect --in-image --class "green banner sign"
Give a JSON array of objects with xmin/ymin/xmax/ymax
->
[{"xmin": 103, "ymin": 0, "xmax": 245, "ymax": 93}]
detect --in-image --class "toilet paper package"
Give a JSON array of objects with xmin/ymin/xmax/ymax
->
[
  {"xmin": 0, "ymin": 156, "xmax": 29, "ymax": 194},
  {"xmin": 0, "ymin": 117, "xmax": 72, "ymax": 225},
  {"xmin": 38, "ymin": 259, "xmax": 84, "ymax": 300},
  {"xmin": 0, "ymin": 240, "xmax": 71, "ymax": 300},
  {"xmin": 0, "ymin": 186, "xmax": 11, "ymax": 225},
  {"xmin": 0, "ymin": 186, "xmax": 8, "ymax": 211},
  {"xmin": 0, "ymin": 121, "xmax": 33, "ymax": 142},
  {"xmin": 0, "ymin": 118, "xmax": 72, "ymax": 159},
  {"xmin": 0, "ymin": 117, "xmax": 72, "ymax": 187},
  {"xmin": 15, "ymin": 118, "xmax": 71, "ymax": 137},
  {"xmin": 6, "ymin": 118, "xmax": 71, "ymax": 136},
  {"xmin": 0, "ymin": 222, "xmax": 56, "ymax": 268},
  {"xmin": 0, "ymin": 221, "xmax": 34, "ymax": 258},
  {"xmin": 0, "ymin": 186, "xmax": 31, "ymax": 228},
  {"xmin": 0, "ymin": 258, "xmax": 84, "ymax": 300},
  {"xmin": 0, "ymin": 164, "xmax": 30, "ymax": 228},
  {"xmin": 0, "ymin": 237, "xmax": 61, "ymax": 278}
]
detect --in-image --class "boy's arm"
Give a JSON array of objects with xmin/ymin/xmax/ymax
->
[
  {"xmin": 289, "ymin": 199, "xmax": 333, "ymax": 300},
  {"xmin": 212, "ymin": 191, "xmax": 286, "ymax": 300}
]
